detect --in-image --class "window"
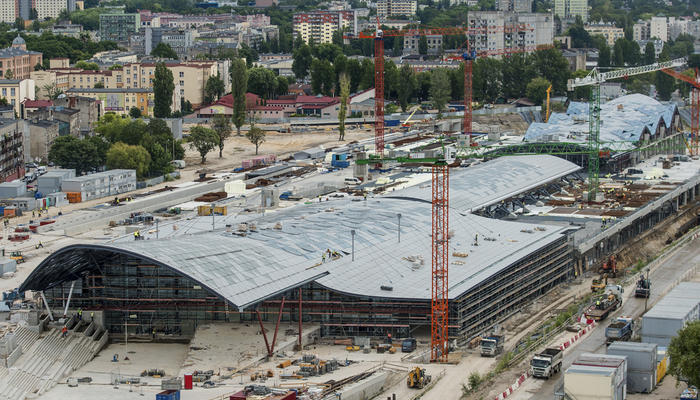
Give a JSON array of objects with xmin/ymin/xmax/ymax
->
[
  {"xmin": 1, "ymin": 89, "xmax": 5, "ymax": 96},
  {"xmin": 179, "ymin": 72, "xmax": 184, "ymax": 78},
  {"xmin": 127, "ymin": 78, "xmax": 130, "ymax": 83},
  {"xmin": 179, "ymin": 80, "xmax": 184, "ymax": 86},
  {"xmin": 180, "ymin": 89, "xmax": 184, "ymax": 96},
  {"xmin": 126, "ymin": 97, "xmax": 129, "ymax": 103},
  {"xmin": 142, "ymin": 78, "xmax": 146, "ymax": 83},
  {"xmin": 10, "ymin": 88, "xmax": 14, "ymax": 96},
  {"xmin": 87, "ymin": 77, "xmax": 90, "ymax": 82}
]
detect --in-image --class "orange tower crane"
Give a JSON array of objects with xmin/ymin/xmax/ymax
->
[{"xmin": 661, "ymin": 67, "xmax": 699, "ymax": 156}]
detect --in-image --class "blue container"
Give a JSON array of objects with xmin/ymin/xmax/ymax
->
[
  {"xmin": 156, "ymin": 390, "xmax": 180, "ymax": 400},
  {"xmin": 385, "ymin": 119, "xmax": 400, "ymax": 127}
]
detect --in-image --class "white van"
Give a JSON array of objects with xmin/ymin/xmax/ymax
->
[
  {"xmin": 37, "ymin": 166, "xmax": 47, "ymax": 175},
  {"xmin": 344, "ymin": 177, "xmax": 362, "ymax": 185}
]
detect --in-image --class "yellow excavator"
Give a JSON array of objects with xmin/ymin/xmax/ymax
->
[{"xmin": 407, "ymin": 367, "xmax": 431, "ymax": 389}]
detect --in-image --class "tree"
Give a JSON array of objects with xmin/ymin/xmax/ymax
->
[
  {"xmin": 106, "ymin": 142, "xmax": 151, "ymax": 179},
  {"xmin": 292, "ymin": 43, "xmax": 313, "ymax": 79},
  {"xmin": 109, "ymin": 64, "xmax": 123, "ymax": 71},
  {"xmin": 48, "ymin": 136, "xmax": 102, "ymax": 175},
  {"xmin": 4, "ymin": 70, "xmax": 13, "ymax": 80},
  {"xmin": 204, "ymin": 73, "xmax": 225, "ymax": 104},
  {"xmin": 338, "ymin": 73, "xmax": 350, "ymax": 141},
  {"xmin": 188, "ymin": 126, "xmax": 218, "ymax": 163},
  {"xmin": 655, "ymin": 50, "xmax": 675, "ymax": 101},
  {"xmin": 94, "ymin": 81, "xmax": 104, "ymax": 88},
  {"xmin": 397, "ymin": 64, "xmax": 416, "ymax": 112},
  {"xmin": 246, "ymin": 124, "xmax": 266, "ymax": 155},
  {"xmin": 502, "ymin": 53, "xmax": 535, "ymax": 100},
  {"xmin": 668, "ymin": 320, "xmax": 700, "ymax": 388},
  {"xmin": 247, "ymin": 67, "xmax": 277, "ymax": 99},
  {"xmin": 151, "ymin": 42, "xmax": 178, "ymax": 59},
  {"xmin": 526, "ymin": 77, "xmax": 552, "ymax": 106},
  {"xmin": 129, "ymin": 107, "xmax": 142, "ymax": 118},
  {"xmin": 643, "ymin": 41, "xmax": 656, "ymax": 65},
  {"xmin": 276, "ymin": 76, "xmax": 288, "ymax": 96},
  {"xmin": 31, "ymin": 20, "xmax": 40, "ymax": 32},
  {"xmin": 29, "ymin": 8, "xmax": 38, "ymax": 20},
  {"xmin": 153, "ymin": 62, "xmax": 174, "ymax": 118},
  {"xmin": 430, "ymin": 69, "xmax": 450, "ymax": 113},
  {"xmin": 473, "ymin": 58, "xmax": 502, "ymax": 103},
  {"xmin": 15, "ymin": 18, "xmax": 24, "ymax": 31},
  {"xmin": 230, "ymin": 58, "xmax": 248, "ymax": 136},
  {"xmin": 533, "ymin": 48, "xmax": 570, "ymax": 94},
  {"xmin": 42, "ymin": 83, "xmax": 63, "ymax": 100},
  {"xmin": 613, "ymin": 39, "xmax": 624, "ymax": 66},
  {"xmin": 599, "ymin": 43, "xmax": 611, "ymax": 68},
  {"xmin": 310, "ymin": 59, "xmax": 334, "ymax": 96},
  {"xmin": 75, "ymin": 60, "xmax": 99, "ymax": 70},
  {"xmin": 418, "ymin": 35, "xmax": 428, "ymax": 55},
  {"xmin": 211, "ymin": 114, "xmax": 231, "ymax": 158}
]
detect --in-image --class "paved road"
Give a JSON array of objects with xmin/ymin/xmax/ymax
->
[{"xmin": 516, "ymin": 234, "xmax": 700, "ymax": 399}]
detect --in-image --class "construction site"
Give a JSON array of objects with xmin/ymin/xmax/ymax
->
[{"xmin": 1, "ymin": 51, "xmax": 700, "ymax": 400}]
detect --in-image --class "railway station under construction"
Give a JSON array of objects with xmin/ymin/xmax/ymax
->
[{"xmin": 18, "ymin": 151, "xmax": 700, "ymax": 344}]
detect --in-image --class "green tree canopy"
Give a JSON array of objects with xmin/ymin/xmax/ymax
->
[
  {"xmin": 75, "ymin": 60, "xmax": 99, "ymax": 70},
  {"xmin": 151, "ymin": 42, "xmax": 178, "ymax": 59},
  {"xmin": 204, "ymin": 73, "xmax": 225, "ymax": 104},
  {"xmin": 430, "ymin": 69, "xmax": 451, "ymax": 113},
  {"xmin": 129, "ymin": 107, "xmax": 142, "ymax": 118},
  {"xmin": 526, "ymin": 77, "xmax": 552, "ymax": 107},
  {"xmin": 106, "ymin": 142, "xmax": 151, "ymax": 179},
  {"xmin": 153, "ymin": 62, "xmax": 174, "ymax": 118},
  {"xmin": 48, "ymin": 136, "xmax": 102, "ymax": 175},
  {"xmin": 230, "ymin": 58, "xmax": 248, "ymax": 136},
  {"xmin": 211, "ymin": 113, "xmax": 232, "ymax": 158},
  {"xmin": 668, "ymin": 320, "xmax": 700, "ymax": 388},
  {"xmin": 188, "ymin": 125, "xmax": 218, "ymax": 163},
  {"xmin": 338, "ymin": 73, "xmax": 350, "ymax": 141},
  {"xmin": 292, "ymin": 43, "xmax": 313, "ymax": 79},
  {"xmin": 246, "ymin": 124, "xmax": 266, "ymax": 155}
]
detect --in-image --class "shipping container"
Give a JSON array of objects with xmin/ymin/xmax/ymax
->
[
  {"xmin": 627, "ymin": 370, "xmax": 655, "ymax": 393},
  {"xmin": 607, "ymin": 342, "xmax": 657, "ymax": 372},
  {"xmin": 571, "ymin": 353, "xmax": 627, "ymax": 400},
  {"xmin": 156, "ymin": 390, "xmax": 180, "ymax": 400},
  {"xmin": 565, "ymin": 365, "xmax": 624, "ymax": 400},
  {"xmin": 642, "ymin": 283, "xmax": 700, "ymax": 347}
]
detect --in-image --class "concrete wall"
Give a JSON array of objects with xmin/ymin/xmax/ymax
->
[{"xmin": 337, "ymin": 371, "xmax": 388, "ymax": 400}]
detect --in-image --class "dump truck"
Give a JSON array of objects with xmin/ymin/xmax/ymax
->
[
  {"xmin": 635, "ymin": 275, "xmax": 651, "ymax": 298},
  {"xmin": 480, "ymin": 335, "xmax": 505, "ymax": 357},
  {"xmin": 407, "ymin": 367, "xmax": 431, "ymax": 389},
  {"xmin": 401, "ymin": 338, "xmax": 417, "ymax": 353},
  {"xmin": 530, "ymin": 348, "xmax": 563, "ymax": 379},
  {"xmin": 586, "ymin": 285, "xmax": 623, "ymax": 321},
  {"xmin": 605, "ymin": 317, "xmax": 634, "ymax": 345}
]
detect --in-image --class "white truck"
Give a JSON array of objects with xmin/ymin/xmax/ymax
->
[{"xmin": 530, "ymin": 348, "xmax": 563, "ymax": 379}]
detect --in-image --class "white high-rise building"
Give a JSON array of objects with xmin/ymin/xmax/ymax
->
[
  {"xmin": 553, "ymin": 0, "xmax": 587, "ymax": 22},
  {"xmin": 377, "ymin": 0, "xmax": 417, "ymax": 20},
  {"xmin": 0, "ymin": 0, "xmax": 18, "ymax": 24},
  {"xmin": 467, "ymin": 11, "xmax": 553, "ymax": 56},
  {"xmin": 649, "ymin": 16, "xmax": 668, "ymax": 42}
]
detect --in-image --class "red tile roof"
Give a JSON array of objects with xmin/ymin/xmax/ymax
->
[{"xmin": 22, "ymin": 99, "xmax": 53, "ymax": 108}]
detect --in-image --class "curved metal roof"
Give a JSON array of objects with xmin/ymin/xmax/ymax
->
[{"xmin": 20, "ymin": 155, "xmax": 580, "ymax": 308}]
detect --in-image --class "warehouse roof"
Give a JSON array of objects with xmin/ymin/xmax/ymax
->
[
  {"xmin": 20, "ymin": 155, "xmax": 579, "ymax": 309},
  {"xmin": 524, "ymin": 94, "xmax": 678, "ymax": 147}
]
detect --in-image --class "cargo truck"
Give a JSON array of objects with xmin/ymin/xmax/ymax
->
[
  {"xmin": 635, "ymin": 274, "xmax": 651, "ymax": 298},
  {"xmin": 530, "ymin": 348, "xmax": 563, "ymax": 378},
  {"xmin": 480, "ymin": 335, "xmax": 504, "ymax": 357},
  {"xmin": 605, "ymin": 317, "xmax": 634, "ymax": 345},
  {"xmin": 586, "ymin": 285, "xmax": 623, "ymax": 321}
]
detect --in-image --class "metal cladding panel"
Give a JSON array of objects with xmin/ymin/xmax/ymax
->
[
  {"xmin": 641, "ymin": 335, "xmax": 672, "ymax": 348},
  {"xmin": 607, "ymin": 342, "xmax": 657, "ymax": 372},
  {"xmin": 627, "ymin": 370, "xmax": 655, "ymax": 394},
  {"xmin": 642, "ymin": 315, "xmax": 687, "ymax": 338},
  {"xmin": 575, "ymin": 353, "xmax": 627, "ymax": 387}
]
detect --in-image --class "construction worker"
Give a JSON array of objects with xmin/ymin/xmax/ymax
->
[
  {"xmin": 596, "ymin": 300, "xmax": 601, "ymax": 309},
  {"xmin": 77, "ymin": 308, "xmax": 82, "ymax": 321},
  {"xmin": 90, "ymin": 311, "xmax": 94, "ymax": 322},
  {"xmin": 322, "ymin": 253, "xmax": 326, "ymax": 263},
  {"xmin": 61, "ymin": 326, "xmax": 68, "ymax": 338},
  {"xmin": 152, "ymin": 328, "xmax": 156, "ymax": 340}
]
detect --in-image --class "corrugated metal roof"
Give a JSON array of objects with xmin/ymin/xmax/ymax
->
[
  {"xmin": 643, "ymin": 282, "xmax": 700, "ymax": 319},
  {"xmin": 524, "ymin": 94, "xmax": 677, "ymax": 147},
  {"xmin": 21, "ymin": 155, "xmax": 579, "ymax": 309}
]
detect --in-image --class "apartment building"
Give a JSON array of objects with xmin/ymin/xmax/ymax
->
[
  {"xmin": 65, "ymin": 88, "xmax": 153, "ymax": 116},
  {"xmin": 30, "ymin": 70, "xmax": 70, "ymax": 99},
  {"xmin": 0, "ymin": 0, "xmax": 18, "ymax": 24},
  {"xmin": 35, "ymin": 0, "xmax": 72, "ymax": 20},
  {"xmin": 293, "ymin": 10, "xmax": 356, "ymax": 45},
  {"xmin": 0, "ymin": 79, "xmax": 35, "ymax": 115},
  {"xmin": 467, "ymin": 12, "xmax": 553, "ymax": 56},
  {"xmin": 129, "ymin": 27, "xmax": 193, "ymax": 56},
  {"xmin": 0, "ymin": 36, "xmax": 43, "ymax": 80},
  {"xmin": 403, "ymin": 34, "xmax": 443, "ymax": 55},
  {"xmin": 554, "ymin": 0, "xmax": 587, "ymax": 22},
  {"xmin": 497, "ymin": 0, "xmax": 532, "ymax": 12},
  {"xmin": 111, "ymin": 61, "xmax": 215, "ymax": 107},
  {"xmin": 0, "ymin": 118, "xmax": 25, "ymax": 182},
  {"xmin": 584, "ymin": 22, "xmax": 624, "ymax": 46},
  {"xmin": 99, "ymin": 12, "xmax": 140, "ymax": 44},
  {"xmin": 377, "ymin": 0, "xmax": 417, "ymax": 20},
  {"xmin": 650, "ymin": 16, "xmax": 668, "ymax": 42}
]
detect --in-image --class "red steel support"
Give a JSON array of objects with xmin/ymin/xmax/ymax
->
[
  {"xmin": 463, "ymin": 57, "xmax": 473, "ymax": 142},
  {"xmin": 255, "ymin": 310, "xmax": 271, "ymax": 355},
  {"xmin": 374, "ymin": 35, "xmax": 385, "ymax": 157},
  {"xmin": 692, "ymin": 68, "xmax": 699, "ymax": 156},
  {"xmin": 430, "ymin": 164, "xmax": 449, "ymax": 363},
  {"xmin": 269, "ymin": 297, "xmax": 285, "ymax": 356}
]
